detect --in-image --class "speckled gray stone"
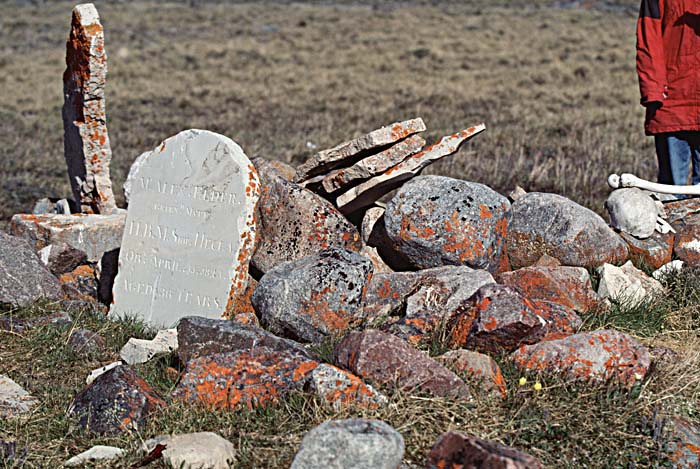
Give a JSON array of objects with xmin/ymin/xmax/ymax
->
[
  {"xmin": 292, "ymin": 419, "xmax": 404, "ymax": 469},
  {"xmin": 385, "ymin": 176, "xmax": 510, "ymax": 273},
  {"xmin": 0, "ymin": 231, "xmax": 63, "ymax": 307},
  {"xmin": 507, "ymin": 192, "xmax": 628, "ymax": 269},
  {"xmin": 253, "ymin": 248, "xmax": 373, "ymax": 344}
]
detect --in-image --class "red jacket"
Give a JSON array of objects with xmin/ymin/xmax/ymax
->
[{"xmin": 637, "ymin": 0, "xmax": 700, "ymax": 135}]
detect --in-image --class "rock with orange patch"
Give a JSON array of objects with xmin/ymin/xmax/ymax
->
[
  {"xmin": 252, "ymin": 169, "xmax": 361, "ymax": 274},
  {"xmin": 499, "ymin": 266, "xmax": 600, "ymax": 313},
  {"xmin": 176, "ymin": 316, "xmax": 314, "ymax": 363},
  {"xmin": 507, "ymin": 192, "xmax": 628, "ymax": 269},
  {"xmin": 62, "ymin": 4, "xmax": 117, "ymax": 215},
  {"xmin": 427, "ymin": 431, "xmax": 542, "ymax": 469},
  {"xmin": 252, "ymin": 156, "xmax": 297, "ymax": 182},
  {"xmin": 109, "ymin": 130, "xmax": 260, "ymax": 328},
  {"xmin": 437, "ymin": 350, "xmax": 507, "ymax": 398},
  {"xmin": 0, "ymin": 231, "xmax": 64, "ymax": 307},
  {"xmin": 253, "ymin": 248, "xmax": 373, "ymax": 344},
  {"xmin": 464, "ymin": 285, "xmax": 549, "ymax": 354},
  {"xmin": 621, "ymin": 231, "xmax": 673, "ymax": 270},
  {"xmin": 294, "ymin": 118, "xmax": 426, "ymax": 182},
  {"xmin": 384, "ymin": 175, "xmax": 511, "ymax": 274},
  {"xmin": 68, "ymin": 365, "xmax": 165, "ymax": 435},
  {"xmin": 226, "ymin": 275, "xmax": 257, "ymax": 319},
  {"xmin": 383, "ymin": 268, "xmax": 495, "ymax": 345},
  {"xmin": 173, "ymin": 347, "xmax": 318, "ymax": 409},
  {"xmin": 362, "ymin": 266, "xmax": 494, "ymax": 326},
  {"xmin": 667, "ymin": 416, "xmax": 700, "ymax": 469},
  {"xmin": 334, "ymin": 330, "xmax": 471, "ymax": 399},
  {"xmin": 673, "ymin": 222, "xmax": 700, "ymax": 266},
  {"xmin": 306, "ymin": 364, "xmax": 387, "ymax": 409},
  {"xmin": 38, "ymin": 242, "xmax": 88, "ymax": 276},
  {"xmin": 335, "ymin": 125, "xmax": 486, "ymax": 214},
  {"xmin": 510, "ymin": 329, "xmax": 650, "ymax": 387},
  {"xmin": 58, "ymin": 264, "xmax": 98, "ymax": 300},
  {"xmin": 359, "ymin": 245, "xmax": 393, "ymax": 274}
]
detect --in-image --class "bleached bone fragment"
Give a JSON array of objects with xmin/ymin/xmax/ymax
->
[
  {"xmin": 86, "ymin": 361, "xmax": 122, "ymax": 385},
  {"xmin": 295, "ymin": 118, "xmax": 426, "ymax": 182},
  {"xmin": 608, "ymin": 173, "xmax": 700, "ymax": 196},
  {"xmin": 335, "ymin": 124, "xmax": 486, "ymax": 214},
  {"xmin": 320, "ymin": 135, "xmax": 426, "ymax": 193},
  {"xmin": 62, "ymin": 3, "xmax": 117, "ymax": 214}
]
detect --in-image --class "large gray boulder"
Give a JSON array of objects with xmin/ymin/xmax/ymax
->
[
  {"xmin": 385, "ymin": 176, "xmax": 511, "ymax": 274},
  {"xmin": 506, "ymin": 192, "xmax": 628, "ymax": 269},
  {"xmin": 253, "ymin": 248, "xmax": 373, "ymax": 344},
  {"xmin": 0, "ymin": 231, "xmax": 63, "ymax": 307},
  {"xmin": 291, "ymin": 419, "xmax": 404, "ymax": 469}
]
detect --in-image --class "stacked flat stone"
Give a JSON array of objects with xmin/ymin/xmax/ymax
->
[{"xmin": 295, "ymin": 118, "xmax": 485, "ymax": 214}]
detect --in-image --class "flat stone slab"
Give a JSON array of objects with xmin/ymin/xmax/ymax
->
[
  {"xmin": 319, "ymin": 134, "xmax": 426, "ymax": 193},
  {"xmin": 335, "ymin": 125, "xmax": 486, "ymax": 214},
  {"xmin": 108, "ymin": 129, "xmax": 259, "ymax": 327},
  {"xmin": 0, "ymin": 375, "xmax": 38, "ymax": 418},
  {"xmin": 10, "ymin": 212, "xmax": 125, "ymax": 263},
  {"xmin": 120, "ymin": 329, "xmax": 178, "ymax": 365},
  {"xmin": 144, "ymin": 432, "xmax": 235, "ymax": 469},
  {"xmin": 295, "ymin": 118, "xmax": 426, "ymax": 182}
]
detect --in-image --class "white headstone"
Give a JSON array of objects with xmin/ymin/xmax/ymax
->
[{"xmin": 108, "ymin": 129, "xmax": 260, "ymax": 327}]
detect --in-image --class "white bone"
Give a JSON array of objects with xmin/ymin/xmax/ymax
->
[{"xmin": 608, "ymin": 173, "xmax": 700, "ymax": 196}]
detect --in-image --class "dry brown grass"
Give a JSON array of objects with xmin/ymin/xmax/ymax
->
[{"xmin": 1, "ymin": 0, "xmax": 649, "ymax": 226}]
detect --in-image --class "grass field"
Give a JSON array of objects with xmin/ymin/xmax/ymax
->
[
  {"xmin": 3, "ymin": 1, "xmax": 699, "ymax": 468},
  {"xmin": 2, "ymin": 0, "xmax": 649, "ymax": 224}
]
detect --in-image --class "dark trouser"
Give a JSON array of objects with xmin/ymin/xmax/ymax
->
[{"xmin": 655, "ymin": 131, "xmax": 700, "ymax": 185}]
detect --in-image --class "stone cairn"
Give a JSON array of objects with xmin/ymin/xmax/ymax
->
[{"xmin": 2, "ymin": 4, "xmax": 700, "ymax": 469}]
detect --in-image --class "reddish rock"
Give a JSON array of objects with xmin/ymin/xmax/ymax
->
[
  {"xmin": 385, "ymin": 176, "xmax": 511, "ymax": 274},
  {"xmin": 253, "ymin": 248, "xmax": 373, "ymax": 344},
  {"xmin": 427, "ymin": 432, "xmax": 542, "ymax": 469},
  {"xmin": 437, "ymin": 350, "xmax": 507, "ymax": 398},
  {"xmin": 621, "ymin": 231, "xmax": 674, "ymax": 270},
  {"xmin": 333, "ymin": 330, "xmax": 470, "ymax": 399},
  {"xmin": 464, "ymin": 285, "xmax": 548, "ymax": 354},
  {"xmin": 58, "ymin": 264, "xmax": 98, "ymax": 301},
  {"xmin": 306, "ymin": 364, "xmax": 387, "ymax": 409},
  {"xmin": 252, "ymin": 171, "xmax": 361, "ymax": 274},
  {"xmin": 68, "ymin": 329, "xmax": 105, "ymax": 357},
  {"xmin": 667, "ymin": 416, "xmax": 700, "ymax": 469},
  {"xmin": 530, "ymin": 299, "xmax": 582, "ymax": 340},
  {"xmin": 665, "ymin": 197, "xmax": 700, "ymax": 228},
  {"xmin": 176, "ymin": 316, "xmax": 313, "ymax": 363},
  {"xmin": 68, "ymin": 365, "xmax": 165, "ymax": 435},
  {"xmin": 173, "ymin": 348, "xmax": 318, "ymax": 409},
  {"xmin": 534, "ymin": 254, "xmax": 561, "ymax": 267},
  {"xmin": 62, "ymin": 4, "xmax": 116, "ymax": 214},
  {"xmin": 382, "ymin": 268, "xmax": 494, "ymax": 345},
  {"xmin": 511, "ymin": 330, "xmax": 650, "ymax": 387},
  {"xmin": 231, "ymin": 312, "xmax": 259, "ymax": 327},
  {"xmin": 499, "ymin": 266, "xmax": 600, "ymax": 313},
  {"xmin": 507, "ymin": 192, "xmax": 628, "ymax": 269},
  {"xmin": 39, "ymin": 242, "xmax": 88, "ymax": 275},
  {"xmin": 252, "ymin": 156, "xmax": 296, "ymax": 182},
  {"xmin": 673, "ymin": 223, "xmax": 700, "ymax": 266}
]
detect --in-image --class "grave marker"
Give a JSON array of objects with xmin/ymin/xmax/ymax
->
[{"xmin": 109, "ymin": 129, "xmax": 259, "ymax": 327}]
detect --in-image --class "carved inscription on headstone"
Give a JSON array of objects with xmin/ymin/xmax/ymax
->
[{"xmin": 109, "ymin": 130, "xmax": 260, "ymax": 327}]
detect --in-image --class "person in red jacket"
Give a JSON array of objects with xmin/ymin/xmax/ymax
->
[{"xmin": 636, "ymin": 0, "xmax": 700, "ymax": 187}]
